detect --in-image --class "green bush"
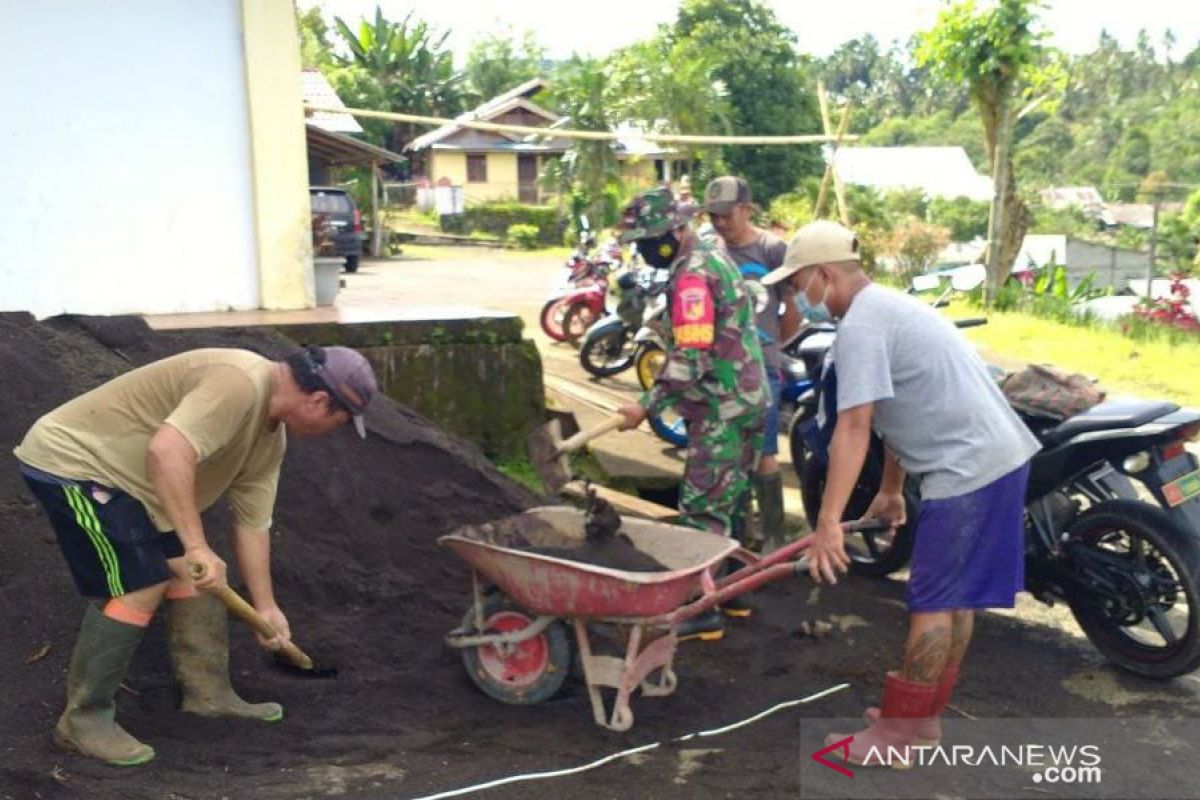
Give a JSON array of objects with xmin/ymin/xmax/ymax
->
[
  {"xmin": 506, "ymin": 223, "xmax": 541, "ymax": 250},
  {"xmin": 441, "ymin": 202, "xmax": 562, "ymax": 245}
]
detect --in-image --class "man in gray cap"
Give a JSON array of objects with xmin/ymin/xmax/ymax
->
[
  {"xmin": 13, "ymin": 344, "xmax": 378, "ymax": 766},
  {"xmin": 704, "ymin": 176, "xmax": 802, "ymax": 554}
]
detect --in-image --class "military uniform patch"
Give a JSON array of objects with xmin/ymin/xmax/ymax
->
[{"xmin": 673, "ymin": 274, "xmax": 714, "ymax": 349}]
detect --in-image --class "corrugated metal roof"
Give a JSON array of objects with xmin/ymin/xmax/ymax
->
[
  {"xmin": 306, "ymin": 124, "xmax": 405, "ymax": 167},
  {"xmin": 831, "ymin": 146, "xmax": 993, "ymax": 201},
  {"xmin": 1040, "ymin": 186, "xmax": 1104, "ymax": 209},
  {"xmin": 407, "ymin": 78, "xmax": 555, "ymax": 151},
  {"xmin": 301, "ymin": 69, "xmax": 363, "ymax": 134}
]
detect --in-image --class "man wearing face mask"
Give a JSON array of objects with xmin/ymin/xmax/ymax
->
[
  {"xmin": 704, "ymin": 176, "xmax": 802, "ymax": 554},
  {"xmin": 761, "ymin": 221, "xmax": 1039, "ymax": 765},
  {"xmin": 615, "ymin": 186, "xmax": 769, "ymax": 641}
]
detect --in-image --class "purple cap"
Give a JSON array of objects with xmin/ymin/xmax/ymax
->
[{"xmin": 309, "ymin": 346, "xmax": 377, "ymax": 439}]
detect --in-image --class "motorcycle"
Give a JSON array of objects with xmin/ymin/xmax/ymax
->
[
  {"xmin": 578, "ymin": 266, "xmax": 669, "ymax": 378},
  {"xmin": 788, "ymin": 275, "xmax": 1200, "ymax": 678},
  {"xmin": 539, "ymin": 219, "xmax": 624, "ymax": 345}
]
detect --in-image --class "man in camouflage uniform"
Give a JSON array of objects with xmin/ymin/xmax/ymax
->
[{"xmin": 615, "ymin": 187, "xmax": 769, "ymax": 639}]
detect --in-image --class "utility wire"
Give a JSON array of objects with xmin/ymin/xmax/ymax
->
[{"xmin": 304, "ymin": 104, "xmax": 858, "ymax": 146}]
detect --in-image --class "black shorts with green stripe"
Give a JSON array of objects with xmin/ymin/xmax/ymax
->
[{"xmin": 21, "ymin": 470, "xmax": 184, "ymax": 598}]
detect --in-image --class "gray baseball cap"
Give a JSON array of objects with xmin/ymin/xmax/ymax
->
[
  {"xmin": 703, "ymin": 176, "xmax": 752, "ymax": 215},
  {"xmin": 307, "ymin": 346, "xmax": 378, "ymax": 439}
]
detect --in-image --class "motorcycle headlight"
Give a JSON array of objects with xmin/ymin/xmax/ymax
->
[{"xmin": 1123, "ymin": 451, "xmax": 1151, "ymax": 473}]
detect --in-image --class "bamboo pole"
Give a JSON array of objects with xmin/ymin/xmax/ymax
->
[
  {"xmin": 814, "ymin": 84, "xmax": 834, "ymax": 218},
  {"xmin": 814, "ymin": 84, "xmax": 853, "ymax": 224},
  {"xmin": 370, "ymin": 164, "xmax": 383, "ymax": 258}
]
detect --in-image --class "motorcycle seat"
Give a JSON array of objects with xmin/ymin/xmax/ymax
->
[{"xmin": 1041, "ymin": 398, "xmax": 1179, "ymax": 446}]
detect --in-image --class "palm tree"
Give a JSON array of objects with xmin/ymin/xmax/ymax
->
[{"xmin": 330, "ymin": 6, "xmax": 468, "ymax": 152}]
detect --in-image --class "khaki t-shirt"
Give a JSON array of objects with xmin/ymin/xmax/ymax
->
[{"xmin": 14, "ymin": 348, "xmax": 286, "ymax": 532}]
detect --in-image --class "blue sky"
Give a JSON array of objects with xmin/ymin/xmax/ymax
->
[{"xmin": 313, "ymin": 0, "xmax": 1200, "ymax": 62}]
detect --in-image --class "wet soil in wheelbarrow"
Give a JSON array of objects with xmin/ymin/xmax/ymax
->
[
  {"xmin": 0, "ymin": 313, "xmax": 1179, "ymax": 800},
  {"xmin": 522, "ymin": 493, "xmax": 668, "ymax": 572}
]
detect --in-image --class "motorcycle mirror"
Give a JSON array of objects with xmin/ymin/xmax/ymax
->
[
  {"xmin": 951, "ymin": 263, "xmax": 987, "ymax": 292},
  {"xmin": 910, "ymin": 274, "xmax": 941, "ymax": 293}
]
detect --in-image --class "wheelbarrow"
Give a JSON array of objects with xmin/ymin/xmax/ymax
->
[{"xmin": 439, "ymin": 506, "xmax": 886, "ymax": 732}]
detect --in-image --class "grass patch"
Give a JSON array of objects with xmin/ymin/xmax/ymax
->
[
  {"xmin": 493, "ymin": 457, "xmax": 544, "ymax": 494},
  {"xmin": 948, "ymin": 307, "xmax": 1200, "ymax": 407}
]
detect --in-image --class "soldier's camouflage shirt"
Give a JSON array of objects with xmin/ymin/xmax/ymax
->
[{"xmin": 641, "ymin": 236, "xmax": 769, "ymax": 422}]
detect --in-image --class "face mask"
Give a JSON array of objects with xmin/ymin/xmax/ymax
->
[
  {"xmin": 793, "ymin": 269, "xmax": 833, "ymax": 323},
  {"xmin": 636, "ymin": 232, "xmax": 679, "ymax": 269}
]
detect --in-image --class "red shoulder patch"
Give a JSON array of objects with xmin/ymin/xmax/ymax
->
[{"xmin": 672, "ymin": 273, "xmax": 714, "ymax": 349}]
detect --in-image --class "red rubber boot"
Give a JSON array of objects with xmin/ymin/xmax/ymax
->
[
  {"xmin": 864, "ymin": 662, "xmax": 959, "ymax": 747},
  {"xmin": 825, "ymin": 672, "xmax": 936, "ymax": 769}
]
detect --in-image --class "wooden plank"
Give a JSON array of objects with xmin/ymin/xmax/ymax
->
[{"xmin": 561, "ymin": 481, "xmax": 678, "ymax": 521}]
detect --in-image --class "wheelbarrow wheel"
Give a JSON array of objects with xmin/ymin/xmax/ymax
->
[{"xmin": 460, "ymin": 596, "xmax": 572, "ymax": 706}]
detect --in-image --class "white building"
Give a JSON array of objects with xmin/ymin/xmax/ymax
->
[
  {"xmin": 1, "ymin": 0, "xmax": 314, "ymax": 318},
  {"xmin": 831, "ymin": 146, "xmax": 994, "ymax": 201}
]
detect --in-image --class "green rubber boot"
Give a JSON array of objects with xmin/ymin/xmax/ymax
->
[
  {"xmin": 55, "ymin": 605, "xmax": 155, "ymax": 767},
  {"xmin": 167, "ymin": 594, "xmax": 283, "ymax": 722}
]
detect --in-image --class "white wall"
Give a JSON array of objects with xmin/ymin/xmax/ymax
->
[{"xmin": 0, "ymin": 0, "xmax": 260, "ymax": 317}]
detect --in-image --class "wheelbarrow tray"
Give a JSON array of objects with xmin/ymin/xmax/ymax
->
[{"xmin": 439, "ymin": 506, "xmax": 737, "ymax": 620}]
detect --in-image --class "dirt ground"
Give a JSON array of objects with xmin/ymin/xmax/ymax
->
[{"xmin": 4, "ymin": 311, "xmax": 1200, "ymax": 800}]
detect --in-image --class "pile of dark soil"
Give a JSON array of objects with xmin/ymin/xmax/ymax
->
[
  {"xmin": 0, "ymin": 313, "xmax": 1130, "ymax": 800},
  {"xmin": 0, "ymin": 313, "xmax": 537, "ymax": 798}
]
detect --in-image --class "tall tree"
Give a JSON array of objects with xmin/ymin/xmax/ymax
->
[
  {"xmin": 464, "ymin": 29, "xmax": 546, "ymax": 102},
  {"xmin": 606, "ymin": 35, "xmax": 733, "ymax": 182},
  {"xmin": 917, "ymin": 0, "xmax": 1047, "ymax": 296},
  {"xmin": 327, "ymin": 6, "xmax": 467, "ymax": 152},
  {"xmin": 667, "ymin": 0, "xmax": 823, "ymax": 204},
  {"xmin": 297, "ymin": 5, "xmax": 332, "ymax": 69},
  {"xmin": 542, "ymin": 57, "xmax": 622, "ymax": 228}
]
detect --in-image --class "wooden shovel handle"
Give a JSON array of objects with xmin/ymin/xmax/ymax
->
[
  {"xmin": 188, "ymin": 563, "xmax": 314, "ymax": 671},
  {"xmin": 557, "ymin": 413, "xmax": 626, "ymax": 454}
]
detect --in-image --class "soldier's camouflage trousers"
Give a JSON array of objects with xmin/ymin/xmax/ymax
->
[{"xmin": 678, "ymin": 412, "xmax": 764, "ymax": 537}]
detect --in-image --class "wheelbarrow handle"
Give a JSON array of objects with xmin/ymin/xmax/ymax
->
[
  {"xmin": 715, "ymin": 518, "xmax": 894, "ymax": 588},
  {"xmin": 688, "ymin": 517, "xmax": 898, "ymax": 622}
]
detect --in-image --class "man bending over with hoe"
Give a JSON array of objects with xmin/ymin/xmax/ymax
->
[{"xmin": 14, "ymin": 345, "xmax": 377, "ymax": 766}]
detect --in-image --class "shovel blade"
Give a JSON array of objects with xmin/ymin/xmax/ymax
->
[{"xmin": 528, "ymin": 417, "xmax": 571, "ymax": 495}]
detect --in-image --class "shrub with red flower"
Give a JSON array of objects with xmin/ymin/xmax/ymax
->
[{"xmin": 1131, "ymin": 273, "xmax": 1200, "ymax": 332}]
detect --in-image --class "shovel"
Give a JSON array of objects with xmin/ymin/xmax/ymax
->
[
  {"xmin": 188, "ymin": 563, "xmax": 336, "ymax": 678},
  {"xmin": 528, "ymin": 413, "xmax": 626, "ymax": 495}
]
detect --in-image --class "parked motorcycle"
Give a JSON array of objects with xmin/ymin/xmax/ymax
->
[
  {"xmin": 578, "ymin": 266, "xmax": 670, "ymax": 378},
  {"xmin": 539, "ymin": 219, "xmax": 623, "ymax": 345}
]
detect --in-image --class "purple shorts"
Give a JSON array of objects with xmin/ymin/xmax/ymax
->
[{"xmin": 907, "ymin": 463, "xmax": 1030, "ymax": 613}]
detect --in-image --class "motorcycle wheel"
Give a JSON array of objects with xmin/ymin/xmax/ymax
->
[
  {"xmin": 648, "ymin": 409, "xmax": 688, "ymax": 448},
  {"xmin": 1063, "ymin": 499, "xmax": 1200, "ymax": 679},
  {"xmin": 635, "ymin": 344, "xmax": 666, "ymax": 391},
  {"xmin": 796, "ymin": 438, "xmax": 918, "ymax": 578},
  {"xmin": 562, "ymin": 302, "xmax": 600, "ymax": 348},
  {"xmin": 539, "ymin": 297, "xmax": 573, "ymax": 342},
  {"xmin": 580, "ymin": 327, "xmax": 636, "ymax": 377}
]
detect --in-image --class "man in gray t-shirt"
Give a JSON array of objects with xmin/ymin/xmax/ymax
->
[
  {"xmin": 761, "ymin": 220, "xmax": 1039, "ymax": 767},
  {"xmin": 705, "ymin": 176, "xmax": 802, "ymax": 553}
]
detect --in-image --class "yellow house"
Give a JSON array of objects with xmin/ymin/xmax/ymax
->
[{"xmin": 405, "ymin": 79, "xmax": 685, "ymax": 207}]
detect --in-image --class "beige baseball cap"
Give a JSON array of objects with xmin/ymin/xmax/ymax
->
[{"xmin": 761, "ymin": 220, "xmax": 861, "ymax": 285}]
